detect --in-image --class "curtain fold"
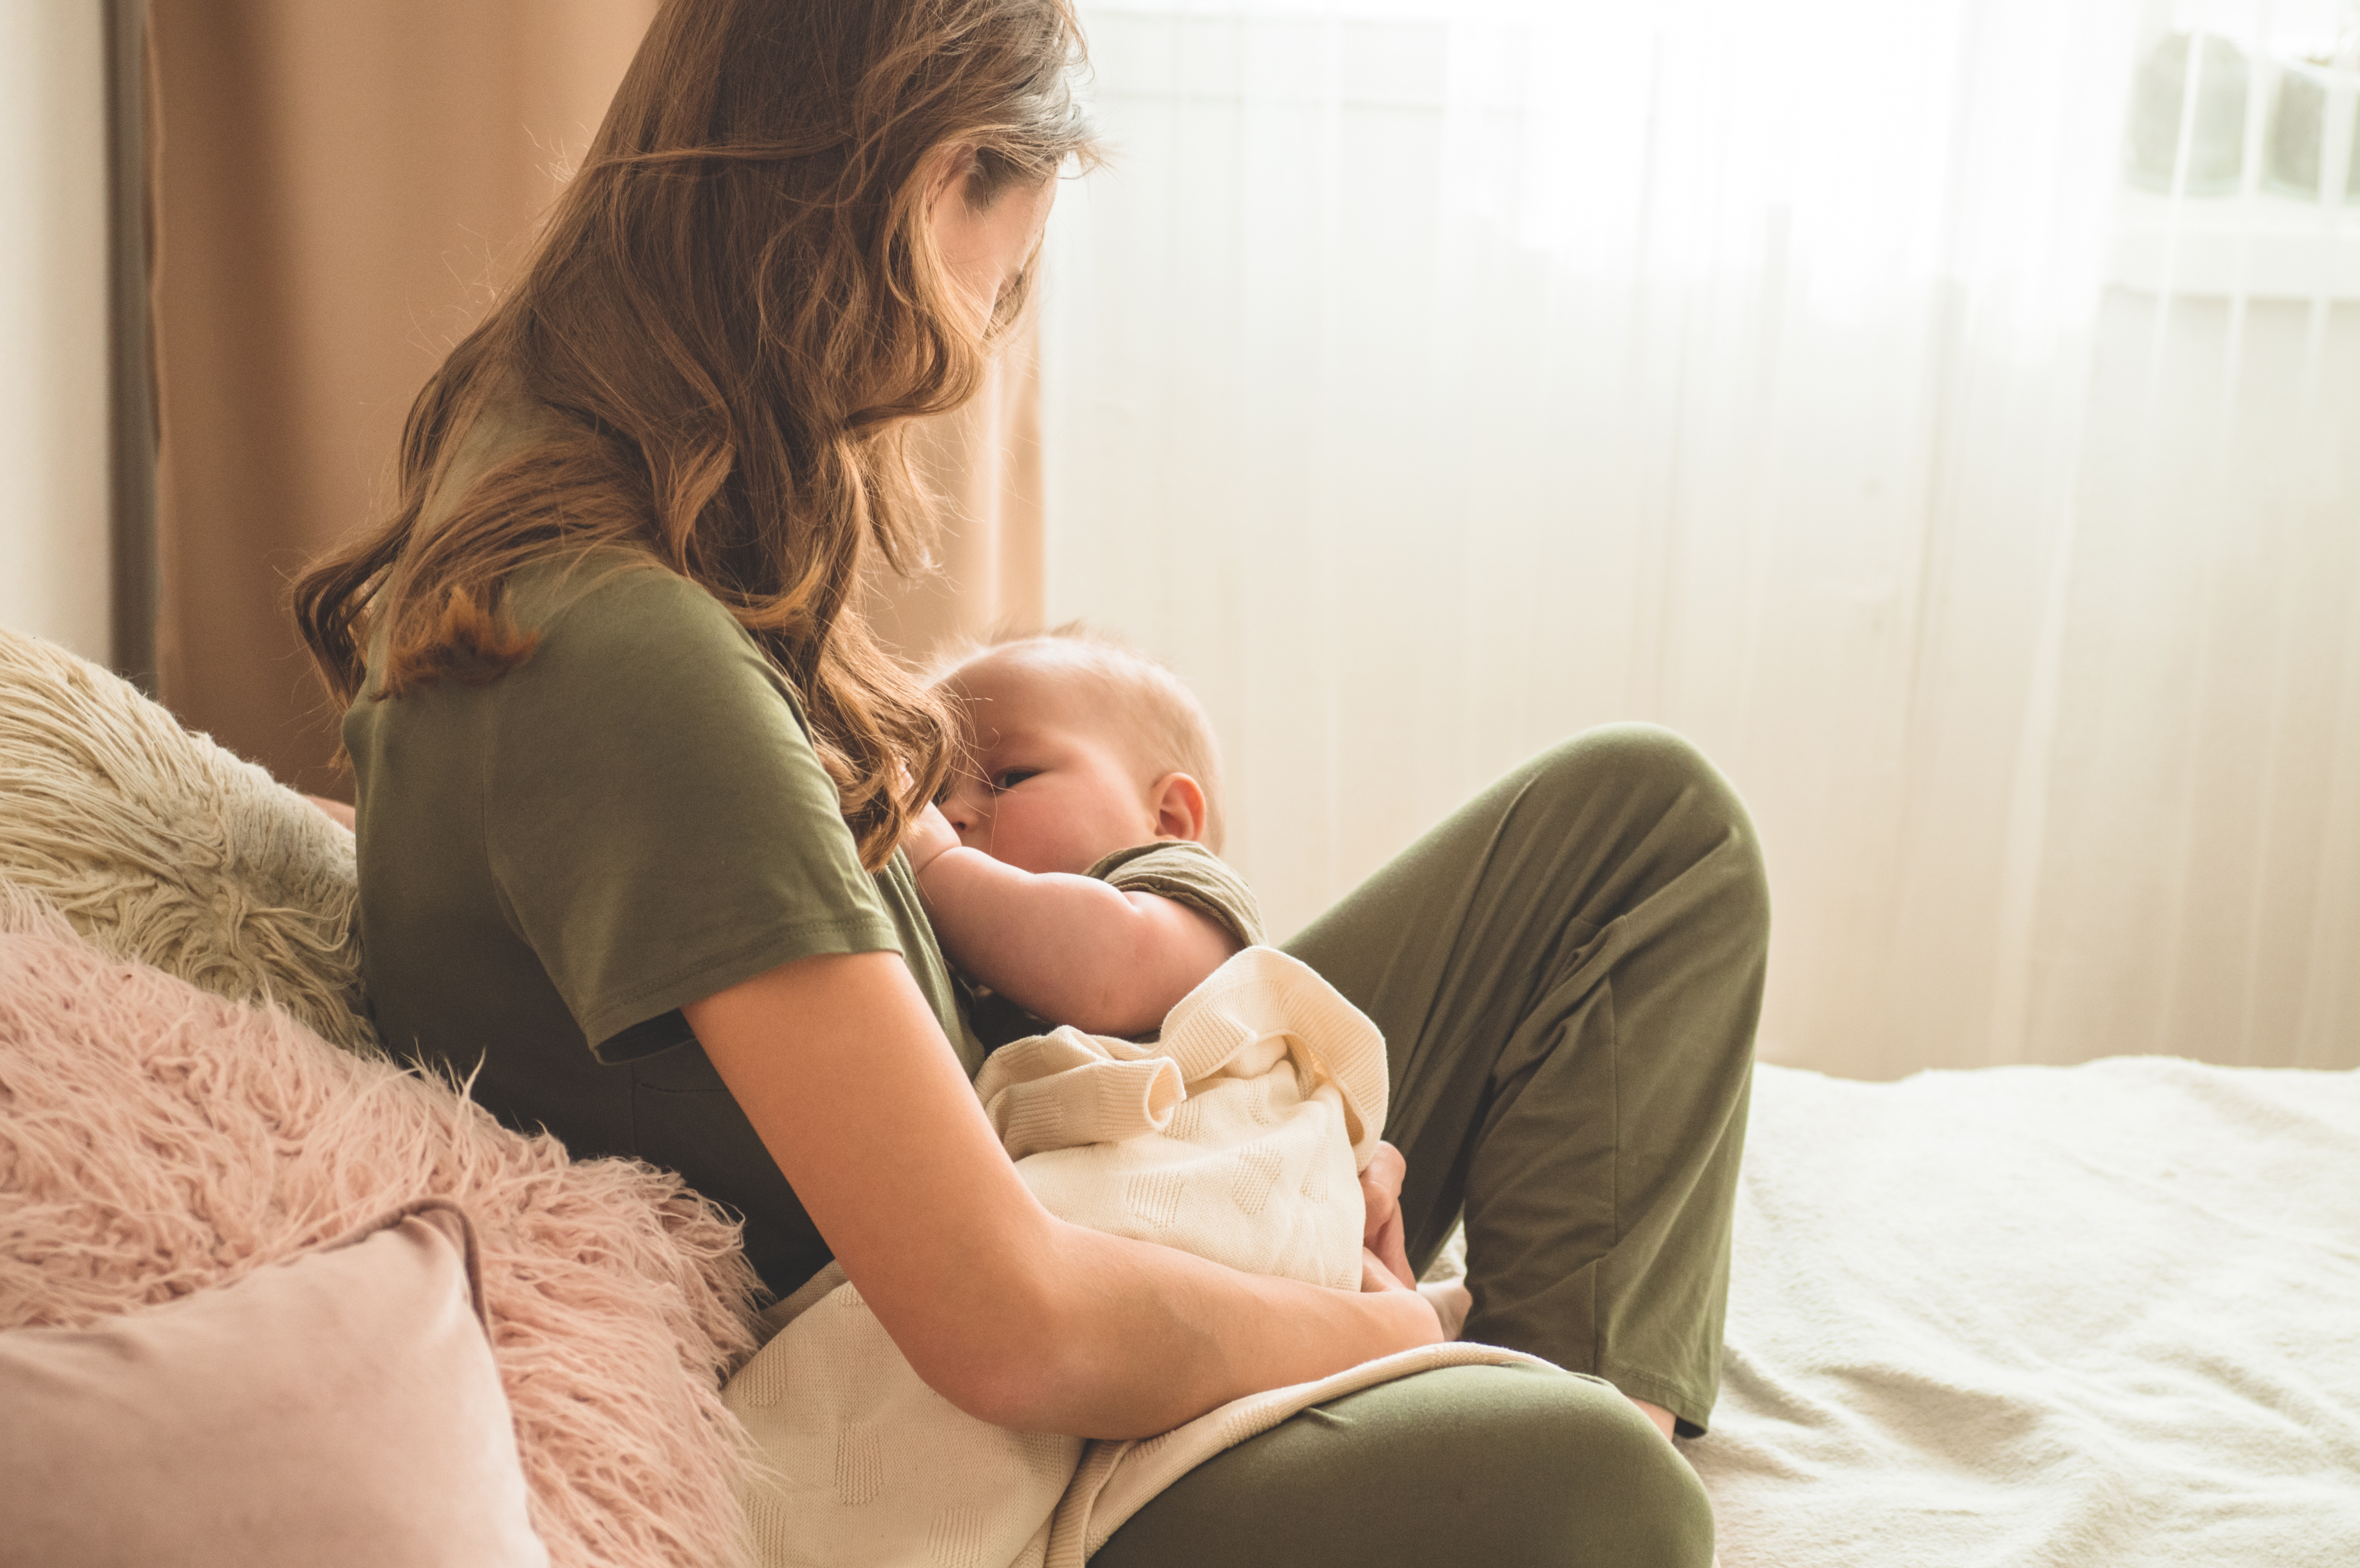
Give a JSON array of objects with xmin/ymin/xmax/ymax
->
[
  {"xmin": 867, "ymin": 322, "xmax": 1049, "ymax": 670},
  {"xmin": 149, "ymin": 1, "xmax": 1043, "ymax": 794}
]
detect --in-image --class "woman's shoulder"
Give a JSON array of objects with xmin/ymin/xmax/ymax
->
[
  {"xmin": 512, "ymin": 549, "xmax": 744, "ymax": 647},
  {"xmin": 503, "ymin": 562, "xmax": 808, "ymax": 745},
  {"xmin": 504, "ymin": 550, "xmax": 789, "ymax": 698}
]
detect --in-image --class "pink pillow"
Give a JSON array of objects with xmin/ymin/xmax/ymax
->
[{"xmin": 0, "ymin": 1201, "xmax": 548, "ymax": 1568}]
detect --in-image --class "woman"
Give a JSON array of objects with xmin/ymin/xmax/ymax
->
[{"xmin": 296, "ymin": 3, "xmax": 1763, "ymax": 1563}]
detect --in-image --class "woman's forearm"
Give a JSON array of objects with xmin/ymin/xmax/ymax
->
[
  {"xmin": 917, "ymin": 846, "xmax": 1236, "ymax": 1036},
  {"xmin": 974, "ymin": 1221, "xmax": 1439, "ymax": 1438},
  {"xmin": 685, "ymin": 951, "xmax": 1434, "ymax": 1440}
]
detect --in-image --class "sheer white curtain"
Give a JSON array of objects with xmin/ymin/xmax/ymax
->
[{"xmin": 1036, "ymin": 0, "xmax": 2360, "ymax": 1077}]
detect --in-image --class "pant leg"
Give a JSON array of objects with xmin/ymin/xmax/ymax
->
[
  {"xmin": 1090, "ymin": 1363, "xmax": 1714, "ymax": 1568},
  {"xmin": 1283, "ymin": 724, "xmax": 1768, "ymax": 1434}
]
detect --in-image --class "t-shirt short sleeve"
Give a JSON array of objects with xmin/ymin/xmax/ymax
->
[
  {"xmin": 1084, "ymin": 840, "xmax": 1268, "ymax": 949},
  {"xmin": 483, "ymin": 563, "xmax": 899, "ymax": 1056}
]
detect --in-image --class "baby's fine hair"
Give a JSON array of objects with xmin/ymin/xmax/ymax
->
[{"xmin": 937, "ymin": 621, "xmax": 1229, "ymax": 852}]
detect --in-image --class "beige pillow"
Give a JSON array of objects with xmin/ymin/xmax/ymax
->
[{"xmin": 0, "ymin": 1200, "xmax": 548, "ymax": 1568}]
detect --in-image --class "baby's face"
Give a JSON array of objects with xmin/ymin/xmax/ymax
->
[{"xmin": 937, "ymin": 650, "xmax": 1160, "ymax": 875}]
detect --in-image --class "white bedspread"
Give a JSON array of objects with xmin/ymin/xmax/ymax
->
[{"xmin": 1692, "ymin": 1057, "xmax": 2360, "ymax": 1567}]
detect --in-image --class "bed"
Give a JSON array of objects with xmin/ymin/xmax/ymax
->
[
  {"xmin": 1691, "ymin": 1056, "xmax": 2360, "ymax": 1566},
  {"xmin": 3, "ymin": 625, "xmax": 2355, "ymax": 1566}
]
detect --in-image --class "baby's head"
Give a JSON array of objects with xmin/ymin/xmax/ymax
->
[{"xmin": 932, "ymin": 625, "xmax": 1224, "ymax": 875}]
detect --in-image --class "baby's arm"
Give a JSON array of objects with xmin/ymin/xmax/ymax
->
[{"xmin": 905, "ymin": 808, "xmax": 1242, "ymax": 1037}]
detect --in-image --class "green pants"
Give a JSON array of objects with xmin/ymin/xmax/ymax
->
[{"xmin": 1097, "ymin": 726, "xmax": 1766, "ymax": 1568}]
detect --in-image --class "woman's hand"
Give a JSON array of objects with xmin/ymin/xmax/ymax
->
[
  {"xmin": 1361, "ymin": 1142, "xmax": 1475, "ymax": 1342},
  {"xmin": 1360, "ymin": 1142, "xmax": 1454, "ymax": 1342},
  {"xmin": 1359, "ymin": 1245, "xmax": 1448, "ymax": 1346},
  {"xmin": 1359, "ymin": 1140, "xmax": 1413, "ymax": 1289},
  {"xmin": 902, "ymin": 801, "xmax": 961, "ymax": 873}
]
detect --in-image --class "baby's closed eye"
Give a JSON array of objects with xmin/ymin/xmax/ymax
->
[{"xmin": 991, "ymin": 769, "xmax": 1041, "ymax": 792}]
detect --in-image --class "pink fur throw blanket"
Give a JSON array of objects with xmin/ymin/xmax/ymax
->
[{"xmin": 0, "ymin": 886, "xmax": 763, "ymax": 1568}]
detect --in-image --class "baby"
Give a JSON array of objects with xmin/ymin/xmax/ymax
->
[
  {"xmin": 903, "ymin": 624, "xmax": 1263, "ymax": 1049},
  {"xmin": 902, "ymin": 624, "xmax": 1469, "ymax": 1336}
]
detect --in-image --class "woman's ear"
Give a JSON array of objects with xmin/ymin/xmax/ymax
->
[
  {"xmin": 924, "ymin": 141, "xmax": 979, "ymax": 209},
  {"xmin": 1146, "ymin": 773, "xmax": 1210, "ymax": 845}
]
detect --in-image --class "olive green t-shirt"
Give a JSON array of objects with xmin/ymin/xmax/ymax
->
[{"xmin": 344, "ymin": 555, "xmax": 979, "ymax": 1296}]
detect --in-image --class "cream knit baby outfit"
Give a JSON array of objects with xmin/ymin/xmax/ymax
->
[{"xmin": 722, "ymin": 947, "xmax": 1542, "ymax": 1568}]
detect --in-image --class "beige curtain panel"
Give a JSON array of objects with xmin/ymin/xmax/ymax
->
[
  {"xmin": 868, "ymin": 324, "xmax": 1047, "ymax": 671},
  {"xmin": 149, "ymin": 0, "xmax": 1041, "ymax": 796}
]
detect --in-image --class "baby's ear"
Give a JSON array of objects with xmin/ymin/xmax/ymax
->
[{"xmin": 1146, "ymin": 773, "xmax": 1210, "ymax": 845}]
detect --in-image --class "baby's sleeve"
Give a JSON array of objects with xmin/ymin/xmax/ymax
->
[{"xmin": 1086, "ymin": 841, "xmax": 1267, "ymax": 950}]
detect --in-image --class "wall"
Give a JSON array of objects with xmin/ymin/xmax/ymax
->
[{"xmin": 0, "ymin": 6, "xmax": 111, "ymax": 665}]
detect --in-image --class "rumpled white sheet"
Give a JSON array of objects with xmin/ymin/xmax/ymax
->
[{"xmin": 1691, "ymin": 1057, "xmax": 2360, "ymax": 1567}]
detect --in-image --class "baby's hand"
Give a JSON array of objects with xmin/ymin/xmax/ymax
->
[{"xmin": 903, "ymin": 802, "xmax": 962, "ymax": 874}]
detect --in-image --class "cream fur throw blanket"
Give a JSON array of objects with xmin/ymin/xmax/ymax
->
[
  {"xmin": 723, "ymin": 946, "xmax": 1542, "ymax": 1568},
  {"xmin": 0, "ymin": 628, "xmax": 374, "ymax": 1055}
]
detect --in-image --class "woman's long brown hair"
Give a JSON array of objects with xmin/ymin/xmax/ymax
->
[{"xmin": 294, "ymin": 0, "xmax": 1094, "ymax": 869}]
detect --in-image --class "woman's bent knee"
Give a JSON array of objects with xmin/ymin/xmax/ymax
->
[
  {"xmin": 1524, "ymin": 723, "xmax": 1740, "ymax": 828},
  {"xmin": 1494, "ymin": 1368, "xmax": 1716, "ymax": 1568},
  {"xmin": 1095, "ymin": 1363, "xmax": 1715, "ymax": 1568},
  {"xmin": 1515, "ymin": 725, "xmax": 1770, "ymax": 940}
]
